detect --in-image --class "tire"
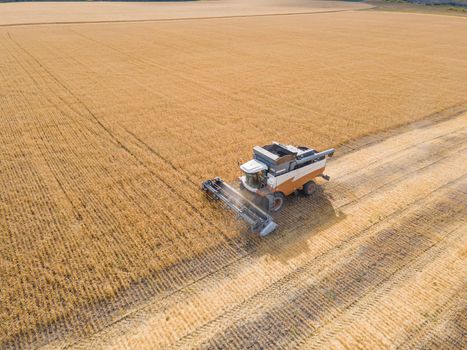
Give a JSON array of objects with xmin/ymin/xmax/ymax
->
[
  {"xmin": 303, "ymin": 181, "xmax": 317, "ymax": 195},
  {"xmin": 267, "ymin": 192, "xmax": 285, "ymax": 213}
]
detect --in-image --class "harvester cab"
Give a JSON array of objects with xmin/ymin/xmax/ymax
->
[
  {"xmin": 239, "ymin": 142, "xmax": 335, "ymax": 212},
  {"xmin": 202, "ymin": 142, "xmax": 334, "ymax": 236}
]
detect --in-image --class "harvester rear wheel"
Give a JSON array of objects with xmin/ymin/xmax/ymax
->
[
  {"xmin": 303, "ymin": 181, "xmax": 317, "ymax": 195},
  {"xmin": 267, "ymin": 193, "xmax": 285, "ymax": 213}
]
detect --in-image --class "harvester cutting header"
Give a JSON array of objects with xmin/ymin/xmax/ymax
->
[{"xmin": 202, "ymin": 142, "xmax": 334, "ymax": 236}]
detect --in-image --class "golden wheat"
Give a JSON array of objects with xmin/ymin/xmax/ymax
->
[{"xmin": 0, "ymin": 6, "xmax": 466, "ymax": 348}]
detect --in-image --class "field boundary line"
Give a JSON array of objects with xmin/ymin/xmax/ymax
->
[
  {"xmin": 335, "ymin": 101, "xmax": 467, "ymax": 156},
  {"xmin": 0, "ymin": 8, "xmax": 375, "ymax": 28}
]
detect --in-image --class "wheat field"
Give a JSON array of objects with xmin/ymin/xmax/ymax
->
[{"xmin": 1, "ymin": 4, "xmax": 467, "ymax": 349}]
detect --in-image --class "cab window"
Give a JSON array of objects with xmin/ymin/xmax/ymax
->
[{"xmin": 245, "ymin": 170, "xmax": 266, "ymax": 188}]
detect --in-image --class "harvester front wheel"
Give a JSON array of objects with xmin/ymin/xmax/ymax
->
[
  {"xmin": 303, "ymin": 181, "xmax": 317, "ymax": 195},
  {"xmin": 267, "ymin": 193, "xmax": 285, "ymax": 213}
]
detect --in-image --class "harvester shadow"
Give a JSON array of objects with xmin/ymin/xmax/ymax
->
[{"xmin": 253, "ymin": 187, "xmax": 345, "ymax": 264}]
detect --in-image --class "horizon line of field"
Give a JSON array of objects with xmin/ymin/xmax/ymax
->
[{"xmin": 0, "ymin": 7, "xmax": 374, "ymax": 28}]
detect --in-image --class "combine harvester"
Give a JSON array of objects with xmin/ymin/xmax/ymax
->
[{"xmin": 202, "ymin": 142, "xmax": 334, "ymax": 236}]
